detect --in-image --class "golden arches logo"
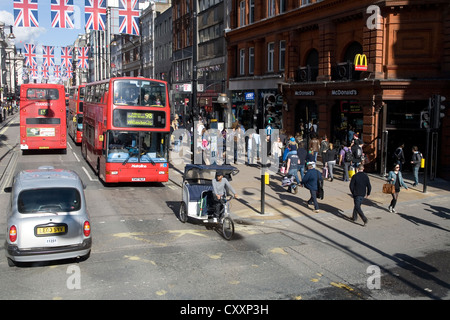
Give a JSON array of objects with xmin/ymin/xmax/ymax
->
[{"xmin": 354, "ymin": 54, "xmax": 368, "ymax": 71}]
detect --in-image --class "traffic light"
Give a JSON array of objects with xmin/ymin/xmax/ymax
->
[
  {"xmin": 420, "ymin": 109, "xmax": 430, "ymax": 129},
  {"xmin": 432, "ymin": 94, "xmax": 446, "ymax": 129}
]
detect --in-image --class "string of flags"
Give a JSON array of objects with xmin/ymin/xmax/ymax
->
[
  {"xmin": 13, "ymin": 0, "xmax": 140, "ymax": 35},
  {"xmin": 23, "ymin": 43, "xmax": 89, "ymax": 80}
]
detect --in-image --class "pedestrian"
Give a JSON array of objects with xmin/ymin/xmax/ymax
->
[
  {"xmin": 410, "ymin": 146, "xmax": 422, "ymax": 187},
  {"xmin": 247, "ymin": 133, "xmax": 254, "ymax": 165},
  {"xmin": 272, "ymin": 136, "xmax": 283, "ymax": 165},
  {"xmin": 285, "ymin": 149, "xmax": 300, "ymax": 193},
  {"xmin": 319, "ymin": 135, "xmax": 329, "ymax": 167},
  {"xmin": 297, "ymin": 141, "xmax": 307, "ymax": 180},
  {"xmin": 306, "ymin": 148, "xmax": 315, "ymax": 167},
  {"xmin": 301, "ymin": 162, "xmax": 323, "ymax": 212},
  {"xmin": 351, "ymin": 138, "xmax": 363, "ymax": 168},
  {"xmin": 325, "ymin": 143, "xmax": 338, "ymax": 182},
  {"xmin": 393, "ymin": 143, "xmax": 406, "ymax": 171},
  {"xmin": 309, "ymin": 133, "xmax": 320, "ymax": 162},
  {"xmin": 339, "ymin": 142, "xmax": 352, "ymax": 182},
  {"xmin": 253, "ymin": 129, "xmax": 261, "ymax": 160},
  {"xmin": 387, "ymin": 164, "xmax": 408, "ymax": 213},
  {"xmin": 349, "ymin": 164, "xmax": 371, "ymax": 226}
]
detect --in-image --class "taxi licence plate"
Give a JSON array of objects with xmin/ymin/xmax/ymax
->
[{"xmin": 35, "ymin": 224, "xmax": 67, "ymax": 237}]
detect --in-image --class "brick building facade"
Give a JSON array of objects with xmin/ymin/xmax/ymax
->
[{"xmin": 226, "ymin": 0, "xmax": 450, "ymax": 178}]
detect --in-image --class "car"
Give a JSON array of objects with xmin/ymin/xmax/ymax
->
[{"xmin": 4, "ymin": 166, "xmax": 91, "ymax": 267}]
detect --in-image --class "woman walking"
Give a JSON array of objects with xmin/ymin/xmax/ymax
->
[
  {"xmin": 325, "ymin": 143, "xmax": 338, "ymax": 182},
  {"xmin": 387, "ymin": 164, "xmax": 408, "ymax": 213}
]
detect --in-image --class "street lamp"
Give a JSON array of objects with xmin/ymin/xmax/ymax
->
[{"xmin": 217, "ymin": 93, "xmax": 231, "ymax": 128}]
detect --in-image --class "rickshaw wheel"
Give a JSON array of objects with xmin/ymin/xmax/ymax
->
[
  {"xmin": 221, "ymin": 217, "xmax": 234, "ymax": 240},
  {"xmin": 179, "ymin": 202, "xmax": 188, "ymax": 223}
]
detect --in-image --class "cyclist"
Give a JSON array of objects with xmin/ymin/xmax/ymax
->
[{"xmin": 212, "ymin": 172, "xmax": 239, "ymax": 218}]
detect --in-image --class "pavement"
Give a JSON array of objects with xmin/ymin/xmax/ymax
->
[
  {"xmin": 168, "ymin": 155, "xmax": 450, "ymax": 224},
  {"xmin": 1, "ymin": 113, "xmax": 449, "ymax": 225}
]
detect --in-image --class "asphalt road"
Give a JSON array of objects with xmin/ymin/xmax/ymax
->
[{"xmin": 0, "ymin": 115, "xmax": 449, "ymax": 308}]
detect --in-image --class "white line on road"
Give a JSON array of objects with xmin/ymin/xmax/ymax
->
[{"xmin": 82, "ymin": 166, "xmax": 98, "ymax": 181}]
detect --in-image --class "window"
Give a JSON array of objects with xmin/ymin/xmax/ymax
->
[
  {"xmin": 280, "ymin": 0, "xmax": 287, "ymax": 13},
  {"xmin": 279, "ymin": 40, "xmax": 286, "ymax": 71},
  {"xmin": 249, "ymin": 0, "xmax": 255, "ymax": 23},
  {"xmin": 240, "ymin": 48, "xmax": 245, "ymax": 75},
  {"xmin": 249, "ymin": 47, "xmax": 254, "ymax": 74},
  {"xmin": 18, "ymin": 188, "xmax": 81, "ymax": 213},
  {"xmin": 301, "ymin": 0, "xmax": 311, "ymax": 6},
  {"xmin": 267, "ymin": 42, "xmax": 274, "ymax": 72},
  {"xmin": 239, "ymin": 1, "xmax": 246, "ymax": 26},
  {"xmin": 268, "ymin": 0, "xmax": 275, "ymax": 17}
]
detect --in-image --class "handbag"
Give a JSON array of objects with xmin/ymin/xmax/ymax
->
[{"xmin": 382, "ymin": 183, "xmax": 395, "ymax": 194}]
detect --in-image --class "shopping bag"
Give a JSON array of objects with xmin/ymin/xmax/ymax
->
[
  {"xmin": 348, "ymin": 168, "xmax": 355, "ymax": 178},
  {"xmin": 322, "ymin": 166, "xmax": 328, "ymax": 178},
  {"xmin": 382, "ymin": 183, "xmax": 395, "ymax": 194}
]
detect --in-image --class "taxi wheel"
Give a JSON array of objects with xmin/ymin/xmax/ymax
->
[
  {"xmin": 7, "ymin": 258, "xmax": 15, "ymax": 267},
  {"xmin": 179, "ymin": 202, "xmax": 188, "ymax": 223}
]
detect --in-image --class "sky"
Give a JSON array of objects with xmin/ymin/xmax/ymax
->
[{"xmin": 0, "ymin": 0, "xmax": 87, "ymax": 51}]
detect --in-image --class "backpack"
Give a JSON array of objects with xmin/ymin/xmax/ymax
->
[
  {"xmin": 344, "ymin": 147, "xmax": 353, "ymax": 162},
  {"xmin": 352, "ymin": 144, "xmax": 362, "ymax": 159}
]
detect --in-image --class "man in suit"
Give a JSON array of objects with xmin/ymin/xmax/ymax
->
[{"xmin": 349, "ymin": 164, "xmax": 372, "ymax": 226}]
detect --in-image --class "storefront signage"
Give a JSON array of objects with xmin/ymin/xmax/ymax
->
[
  {"xmin": 331, "ymin": 89, "xmax": 358, "ymax": 96},
  {"xmin": 354, "ymin": 54, "xmax": 368, "ymax": 71},
  {"xmin": 245, "ymin": 92, "xmax": 255, "ymax": 100},
  {"xmin": 295, "ymin": 90, "xmax": 315, "ymax": 96}
]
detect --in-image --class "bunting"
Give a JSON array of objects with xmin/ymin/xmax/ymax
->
[
  {"xmin": 85, "ymin": 0, "xmax": 107, "ymax": 31},
  {"xmin": 60, "ymin": 46, "xmax": 73, "ymax": 69},
  {"xmin": 24, "ymin": 43, "xmax": 37, "ymax": 67},
  {"xmin": 13, "ymin": 0, "xmax": 39, "ymax": 28},
  {"xmin": 77, "ymin": 47, "xmax": 89, "ymax": 69},
  {"xmin": 51, "ymin": 0, "xmax": 75, "ymax": 29},
  {"xmin": 118, "ymin": 0, "xmax": 140, "ymax": 36},
  {"xmin": 42, "ymin": 46, "xmax": 55, "ymax": 67}
]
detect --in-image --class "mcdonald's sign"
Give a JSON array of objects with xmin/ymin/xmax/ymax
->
[{"xmin": 354, "ymin": 54, "xmax": 368, "ymax": 71}]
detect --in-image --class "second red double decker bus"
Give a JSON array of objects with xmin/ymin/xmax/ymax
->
[
  {"xmin": 19, "ymin": 83, "xmax": 67, "ymax": 152},
  {"xmin": 81, "ymin": 77, "xmax": 170, "ymax": 183},
  {"xmin": 67, "ymin": 84, "xmax": 85, "ymax": 144}
]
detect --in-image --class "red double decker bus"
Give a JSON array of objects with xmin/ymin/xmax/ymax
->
[
  {"xmin": 19, "ymin": 83, "xmax": 67, "ymax": 152},
  {"xmin": 67, "ymin": 84, "xmax": 85, "ymax": 144},
  {"xmin": 81, "ymin": 77, "xmax": 170, "ymax": 183}
]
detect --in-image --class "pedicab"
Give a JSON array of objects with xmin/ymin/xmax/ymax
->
[{"xmin": 178, "ymin": 164, "xmax": 239, "ymax": 240}]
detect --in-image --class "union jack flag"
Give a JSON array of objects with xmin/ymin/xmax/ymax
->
[
  {"xmin": 60, "ymin": 46, "xmax": 73, "ymax": 69},
  {"xmin": 13, "ymin": 0, "xmax": 39, "ymax": 28},
  {"xmin": 64, "ymin": 67, "xmax": 72, "ymax": 79},
  {"xmin": 85, "ymin": 0, "xmax": 107, "ymax": 31},
  {"xmin": 29, "ymin": 64, "xmax": 39, "ymax": 78},
  {"xmin": 53, "ymin": 65, "xmax": 62, "ymax": 79},
  {"xmin": 118, "ymin": 0, "xmax": 140, "ymax": 36},
  {"xmin": 51, "ymin": 0, "xmax": 74, "ymax": 29},
  {"xmin": 41, "ymin": 65, "xmax": 49, "ymax": 79},
  {"xmin": 24, "ymin": 43, "xmax": 37, "ymax": 67},
  {"xmin": 42, "ymin": 46, "xmax": 55, "ymax": 67},
  {"xmin": 77, "ymin": 47, "xmax": 89, "ymax": 69}
]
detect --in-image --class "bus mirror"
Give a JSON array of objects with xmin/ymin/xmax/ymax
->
[{"xmin": 99, "ymin": 135, "xmax": 104, "ymax": 142}]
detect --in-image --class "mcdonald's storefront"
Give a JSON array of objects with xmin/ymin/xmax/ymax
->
[{"xmin": 282, "ymin": 77, "xmax": 450, "ymax": 178}]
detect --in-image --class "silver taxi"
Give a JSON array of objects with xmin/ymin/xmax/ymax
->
[{"xmin": 5, "ymin": 166, "xmax": 91, "ymax": 266}]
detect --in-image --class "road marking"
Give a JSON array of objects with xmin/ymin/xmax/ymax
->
[
  {"xmin": 82, "ymin": 166, "xmax": 98, "ymax": 181},
  {"xmin": 73, "ymin": 152, "xmax": 80, "ymax": 162}
]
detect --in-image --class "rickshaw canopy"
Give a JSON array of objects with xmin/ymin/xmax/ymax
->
[{"xmin": 183, "ymin": 164, "xmax": 239, "ymax": 183}]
